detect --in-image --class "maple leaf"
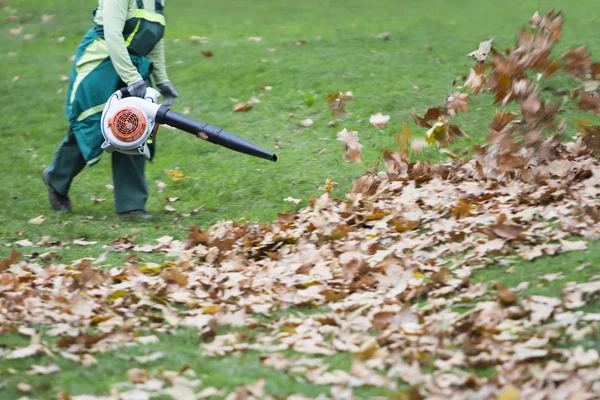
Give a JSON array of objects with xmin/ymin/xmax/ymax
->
[
  {"xmin": 562, "ymin": 46, "xmax": 592, "ymax": 78},
  {"xmin": 126, "ymin": 368, "xmax": 148, "ymax": 384},
  {"xmin": 467, "ymin": 38, "xmax": 494, "ymax": 62},
  {"xmin": 189, "ymin": 36, "xmax": 208, "ymax": 44},
  {"xmin": 233, "ymin": 102, "xmax": 252, "ymax": 112},
  {"xmin": 411, "ymin": 108, "xmax": 433, "ymax": 128},
  {"xmin": 497, "ymin": 283, "xmax": 517, "ymax": 305},
  {"xmin": 300, "ymin": 119, "xmax": 314, "ymax": 128},
  {"xmin": 369, "ymin": 113, "xmax": 390, "ymax": 129},
  {"xmin": 336, "ymin": 128, "xmax": 363, "ymax": 163},
  {"xmin": 464, "ymin": 68, "xmax": 486, "ymax": 93},
  {"xmin": 490, "ymin": 110, "xmax": 518, "ymax": 133},
  {"xmin": 326, "ymin": 92, "xmax": 352, "ymax": 118},
  {"xmin": 165, "ymin": 168, "xmax": 184, "ymax": 182},
  {"xmin": 425, "ymin": 120, "xmax": 449, "ymax": 146},
  {"xmin": 28, "ymin": 215, "xmax": 45, "ymax": 225},
  {"xmin": 284, "ymin": 197, "xmax": 301, "ymax": 204},
  {"xmin": 446, "ymin": 92, "xmax": 470, "ymax": 117},
  {"xmin": 497, "ymin": 385, "xmax": 520, "ymax": 400},
  {"xmin": 410, "ymin": 138, "xmax": 428, "ymax": 154},
  {"xmin": 578, "ymin": 93, "xmax": 600, "ymax": 115},
  {"xmin": 394, "ymin": 122, "xmax": 413, "ymax": 152}
]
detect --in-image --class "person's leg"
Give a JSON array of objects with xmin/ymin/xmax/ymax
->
[
  {"xmin": 43, "ymin": 129, "xmax": 87, "ymax": 210},
  {"xmin": 112, "ymin": 151, "xmax": 148, "ymax": 214}
]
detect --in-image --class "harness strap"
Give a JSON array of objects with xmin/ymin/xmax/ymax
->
[{"xmin": 136, "ymin": 0, "xmax": 164, "ymax": 15}]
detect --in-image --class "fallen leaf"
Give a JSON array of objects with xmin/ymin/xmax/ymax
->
[
  {"xmin": 300, "ymin": 119, "xmax": 314, "ymax": 127},
  {"xmin": 165, "ymin": 168, "xmax": 185, "ymax": 182},
  {"xmin": 233, "ymin": 102, "xmax": 252, "ymax": 112},
  {"xmin": 28, "ymin": 215, "xmax": 45, "ymax": 225}
]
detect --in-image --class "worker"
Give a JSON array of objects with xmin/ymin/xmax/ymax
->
[{"xmin": 42, "ymin": 0, "xmax": 177, "ymax": 219}]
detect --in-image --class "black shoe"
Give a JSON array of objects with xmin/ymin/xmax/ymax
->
[
  {"xmin": 118, "ymin": 210, "xmax": 152, "ymax": 220},
  {"xmin": 42, "ymin": 168, "xmax": 72, "ymax": 211}
]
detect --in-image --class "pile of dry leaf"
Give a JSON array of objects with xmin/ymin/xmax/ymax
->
[{"xmin": 1, "ymin": 9, "xmax": 599, "ymax": 400}]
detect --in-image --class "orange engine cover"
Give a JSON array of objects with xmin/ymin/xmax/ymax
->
[{"xmin": 108, "ymin": 107, "xmax": 147, "ymax": 142}]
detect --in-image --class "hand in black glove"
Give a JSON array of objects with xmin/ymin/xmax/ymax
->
[
  {"xmin": 157, "ymin": 81, "xmax": 179, "ymax": 106},
  {"xmin": 127, "ymin": 80, "xmax": 148, "ymax": 98}
]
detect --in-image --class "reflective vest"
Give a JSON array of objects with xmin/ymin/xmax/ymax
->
[{"xmin": 93, "ymin": 0, "xmax": 165, "ymax": 57}]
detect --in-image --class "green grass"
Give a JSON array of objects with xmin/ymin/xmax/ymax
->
[
  {"xmin": 0, "ymin": 329, "xmax": 403, "ymax": 400},
  {"xmin": 1, "ymin": 0, "xmax": 599, "ymax": 398}
]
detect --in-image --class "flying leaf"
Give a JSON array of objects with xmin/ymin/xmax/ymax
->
[
  {"xmin": 394, "ymin": 122, "xmax": 413, "ymax": 152},
  {"xmin": 326, "ymin": 92, "xmax": 352, "ymax": 118},
  {"xmin": 337, "ymin": 128, "xmax": 363, "ymax": 163},
  {"xmin": 370, "ymin": 113, "xmax": 390, "ymax": 129},
  {"xmin": 467, "ymin": 38, "xmax": 494, "ymax": 62},
  {"xmin": 446, "ymin": 92, "xmax": 470, "ymax": 117}
]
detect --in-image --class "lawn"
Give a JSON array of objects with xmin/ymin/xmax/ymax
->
[{"xmin": 0, "ymin": 0, "xmax": 599, "ymax": 398}]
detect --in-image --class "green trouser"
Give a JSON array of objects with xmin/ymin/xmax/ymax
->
[{"xmin": 46, "ymin": 129, "xmax": 148, "ymax": 214}]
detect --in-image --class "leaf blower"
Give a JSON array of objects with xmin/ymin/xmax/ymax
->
[{"xmin": 100, "ymin": 87, "xmax": 278, "ymax": 162}]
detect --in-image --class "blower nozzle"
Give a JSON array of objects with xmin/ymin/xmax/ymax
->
[{"xmin": 155, "ymin": 106, "xmax": 277, "ymax": 162}]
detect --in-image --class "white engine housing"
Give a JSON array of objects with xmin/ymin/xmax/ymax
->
[{"xmin": 100, "ymin": 88, "xmax": 162, "ymax": 159}]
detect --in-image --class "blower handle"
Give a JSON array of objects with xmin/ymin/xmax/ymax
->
[{"xmin": 119, "ymin": 87, "xmax": 131, "ymax": 98}]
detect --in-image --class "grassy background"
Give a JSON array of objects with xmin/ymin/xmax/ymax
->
[{"xmin": 0, "ymin": 0, "xmax": 599, "ymax": 398}]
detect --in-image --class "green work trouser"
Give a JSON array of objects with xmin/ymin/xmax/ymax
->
[{"xmin": 46, "ymin": 129, "xmax": 148, "ymax": 214}]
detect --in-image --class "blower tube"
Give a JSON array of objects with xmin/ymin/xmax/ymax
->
[{"xmin": 155, "ymin": 106, "xmax": 277, "ymax": 162}]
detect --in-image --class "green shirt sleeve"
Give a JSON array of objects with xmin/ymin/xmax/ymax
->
[
  {"xmin": 103, "ymin": 0, "xmax": 143, "ymax": 85},
  {"xmin": 147, "ymin": 39, "xmax": 170, "ymax": 85}
]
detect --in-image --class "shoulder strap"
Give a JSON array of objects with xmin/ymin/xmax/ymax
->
[
  {"xmin": 155, "ymin": 0, "xmax": 164, "ymax": 14},
  {"xmin": 136, "ymin": 0, "xmax": 164, "ymax": 14}
]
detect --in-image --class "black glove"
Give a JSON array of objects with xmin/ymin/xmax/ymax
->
[
  {"xmin": 127, "ymin": 80, "xmax": 148, "ymax": 98},
  {"xmin": 157, "ymin": 81, "xmax": 179, "ymax": 106}
]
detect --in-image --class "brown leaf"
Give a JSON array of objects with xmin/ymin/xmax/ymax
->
[
  {"xmin": 423, "ymin": 106, "xmax": 445, "ymax": 121},
  {"xmin": 233, "ymin": 102, "xmax": 252, "ymax": 112},
  {"xmin": 126, "ymin": 368, "xmax": 148, "ymax": 384},
  {"xmin": 579, "ymin": 93, "xmax": 600, "ymax": 116},
  {"xmin": 337, "ymin": 129, "xmax": 363, "ymax": 163},
  {"xmin": 490, "ymin": 110, "xmax": 517, "ymax": 133},
  {"xmin": 394, "ymin": 122, "xmax": 413, "ymax": 152},
  {"xmin": 446, "ymin": 92, "xmax": 470, "ymax": 117},
  {"xmin": 467, "ymin": 38, "xmax": 494, "ymax": 62},
  {"xmin": 465, "ymin": 68, "xmax": 486, "ymax": 94},
  {"xmin": 326, "ymin": 92, "xmax": 352, "ymax": 118},
  {"xmin": 411, "ymin": 108, "xmax": 433, "ymax": 128},
  {"xmin": 497, "ymin": 283, "xmax": 517, "ymax": 305},
  {"xmin": 0, "ymin": 250, "xmax": 20, "ymax": 271}
]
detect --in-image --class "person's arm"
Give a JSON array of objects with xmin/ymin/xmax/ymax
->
[
  {"xmin": 103, "ymin": 0, "xmax": 143, "ymax": 85},
  {"xmin": 147, "ymin": 39, "xmax": 169, "ymax": 85},
  {"xmin": 147, "ymin": 39, "xmax": 178, "ymax": 106}
]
